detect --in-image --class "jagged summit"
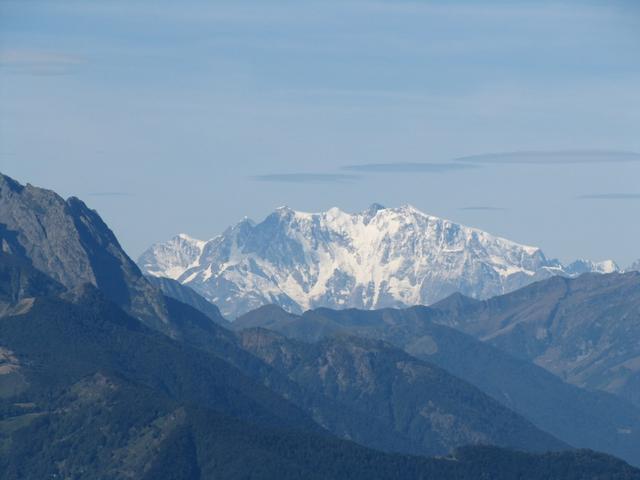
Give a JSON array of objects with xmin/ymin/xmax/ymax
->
[
  {"xmin": 0, "ymin": 172, "xmax": 170, "ymax": 330},
  {"xmin": 274, "ymin": 205, "xmax": 294, "ymax": 215},
  {"xmin": 138, "ymin": 204, "xmax": 619, "ymax": 319},
  {"xmin": 564, "ymin": 258, "xmax": 619, "ymax": 275},
  {"xmin": 138, "ymin": 232, "xmax": 207, "ymax": 280},
  {"xmin": 366, "ymin": 202, "xmax": 386, "ymax": 212}
]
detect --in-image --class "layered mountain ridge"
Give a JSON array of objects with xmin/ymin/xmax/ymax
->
[
  {"xmin": 428, "ymin": 272, "xmax": 640, "ymax": 408},
  {"xmin": 234, "ymin": 302, "xmax": 640, "ymax": 466},
  {"xmin": 2, "ymin": 172, "xmax": 600, "ymax": 477},
  {"xmin": 139, "ymin": 204, "xmax": 618, "ymax": 318},
  {"xmin": 238, "ymin": 328, "xmax": 566, "ymax": 456}
]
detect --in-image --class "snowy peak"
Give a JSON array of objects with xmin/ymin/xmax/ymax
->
[
  {"xmin": 361, "ymin": 203, "xmax": 385, "ymax": 224},
  {"xmin": 564, "ymin": 259, "xmax": 620, "ymax": 275},
  {"xmin": 365, "ymin": 202, "xmax": 386, "ymax": 213},
  {"xmin": 138, "ymin": 233, "xmax": 206, "ymax": 280},
  {"xmin": 138, "ymin": 205, "xmax": 619, "ymax": 319}
]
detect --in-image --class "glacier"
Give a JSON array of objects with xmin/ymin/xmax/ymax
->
[{"xmin": 138, "ymin": 204, "xmax": 619, "ymax": 319}]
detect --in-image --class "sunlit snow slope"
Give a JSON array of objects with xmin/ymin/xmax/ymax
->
[{"xmin": 138, "ymin": 204, "xmax": 617, "ymax": 318}]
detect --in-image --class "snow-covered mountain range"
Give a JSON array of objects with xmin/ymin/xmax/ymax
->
[
  {"xmin": 628, "ymin": 259, "xmax": 640, "ymax": 272},
  {"xmin": 138, "ymin": 204, "xmax": 618, "ymax": 319}
]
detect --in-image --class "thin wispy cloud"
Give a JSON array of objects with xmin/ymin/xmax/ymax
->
[
  {"xmin": 288, "ymin": 88, "xmax": 440, "ymax": 104},
  {"xmin": 0, "ymin": 49, "xmax": 84, "ymax": 76},
  {"xmin": 342, "ymin": 162, "xmax": 479, "ymax": 173},
  {"xmin": 251, "ymin": 173, "xmax": 361, "ymax": 184},
  {"xmin": 577, "ymin": 193, "xmax": 640, "ymax": 200},
  {"xmin": 459, "ymin": 206, "xmax": 507, "ymax": 211},
  {"xmin": 455, "ymin": 150, "xmax": 640, "ymax": 165}
]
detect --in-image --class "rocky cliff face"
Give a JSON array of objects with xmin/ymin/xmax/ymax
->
[{"xmin": 0, "ymin": 173, "xmax": 170, "ymax": 331}]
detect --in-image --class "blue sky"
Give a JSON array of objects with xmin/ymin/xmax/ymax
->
[{"xmin": 1, "ymin": 0, "xmax": 639, "ymax": 265}]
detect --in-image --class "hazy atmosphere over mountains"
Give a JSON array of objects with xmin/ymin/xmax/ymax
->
[{"xmin": 2, "ymin": 1, "xmax": 640, "ymax": 478}]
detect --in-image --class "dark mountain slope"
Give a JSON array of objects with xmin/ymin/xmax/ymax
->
[
  {"xmin": 0, "ymin": 173, "xmax": 169, "ymax": 331},
  {"xmin": 167, "ymin": 293, "xmax": 564, "ymax": 456},
  {"xmin": 0, "ymin": 286, "xmax": 318, "ymax": 432},
  {"xmin": 0, "ymin": 266, "xmax": 633, "ymax": 479},
  {"xmin": 429, "ymin": 272, "xmax": 640, "ymax": 407},
  {"xmin": 0, "ymin": 258, "xmax": 556, "ymax": 464},
  {"xmin": 184, "ymin": 419, "xmax": 639, "ymax": 480},
  {"xmin": 0, "ymin": 173, "xmax": 249, "ymax": 361},
  {"xmin": 239, "ymin": 328, "xmax": 567, "ymax": 456},
  {"xmin": 146, "ymin": 275, "xmax": 229, "ymax": 325},
  {"xmin": 235, "ymin": 304, "xmax": 640, "ymax": 466},
  {"xmin": 0, "ymin": 253, "xmax": 64, "ymax": 315},
  {"xmin": 3, "ymin": 372, "xmax": 636, "ymax": 480}
]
